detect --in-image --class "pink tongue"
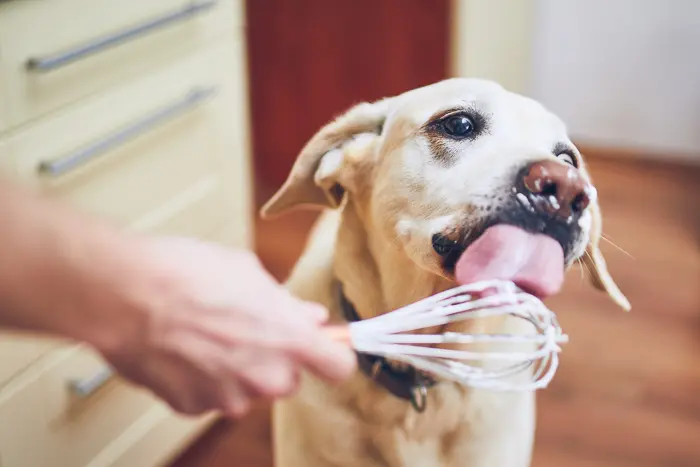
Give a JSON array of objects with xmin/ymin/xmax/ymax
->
[{"xmin": 455, "ymin": 224, "xmax": 565, "ymax": 298}]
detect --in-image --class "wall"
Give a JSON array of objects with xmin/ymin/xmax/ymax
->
[
  {"xmin": 450, "ymin": 0, "xmax": 535, "ymax": 95},
  {"xmin": 529, "ymin": 0, "xmax": 700, "ymax": 162},
  {"xmin": 451, "ymin": 0, "xmax": 700, "ymax": 163}
]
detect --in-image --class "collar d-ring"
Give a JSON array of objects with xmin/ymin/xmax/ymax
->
[
  {"xmin": 370, "ymin": 360, "xmax": 383, "ymax": 379},
  {"xmin": 410, "ymin": 382, "xmax": 428, "ymax": 413}
]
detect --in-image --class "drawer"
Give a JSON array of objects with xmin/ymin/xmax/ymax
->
[
  {"xmin": 0, "ymin": 0, "xmax": 243, "ymax": 131},
  {"xmin": 4, "ymin": 40, "xmax": 251, "ymax": 238},
  {"xmin": 207, "ymin": 216, "xmax": 254, "ymax": 250},
  {"xmin": 0, "ymin": 332, "xmax": 64, "ymax": 389},
  {"xmin": 0, "ymin": 142, "xmax": 8, "ymax": 175},
  {"xmin": 106, "ymin": 406, "xmax": 216, "ymax": 467},
  {"xmin": 0, "ymin": 90, "xmax": 7, "ymax": 133},
  {"xmin": 0, "ymin": 346, "xmax": 158, "ymax": 467}
]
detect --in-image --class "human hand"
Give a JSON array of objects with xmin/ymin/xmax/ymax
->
[{"xmin": 94, "ymin": 237, "xmax": 356, "ymax": 418}]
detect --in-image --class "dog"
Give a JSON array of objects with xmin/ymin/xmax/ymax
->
[{"xmin": 260, "ymin": 78, "xmax": 630, "ymax": 467}]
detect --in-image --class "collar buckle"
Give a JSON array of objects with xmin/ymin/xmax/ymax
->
[{"xmin": 410, "ymin": 379, "xmax": 428, "ymax": 413}]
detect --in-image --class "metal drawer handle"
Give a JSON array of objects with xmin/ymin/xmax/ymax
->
[
  {"xmin": 68, "ymin": 366, "xmax": 114, "ymax": 399},
  {"xmin": 38, "ymin": 86, "xmax": 217, "ymax": 176},
  {"xmin": 26, "ymin": 1, "xmax": 217, "ymax": 72}
]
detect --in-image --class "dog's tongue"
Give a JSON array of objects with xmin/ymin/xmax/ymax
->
[{"xmin": 455, "ymin": 224, "xmax": 564, "ymax": 298}]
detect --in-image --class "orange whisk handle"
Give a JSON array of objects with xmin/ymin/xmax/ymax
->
[{"xmin": 323, "ymin": 324, "xmax": 353, "ymax": 345}]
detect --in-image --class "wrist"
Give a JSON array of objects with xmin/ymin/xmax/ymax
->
[
  {"xmin": 0, "ymin": 182, "xmax": 152, "ymax": 354},
  {"xmin": 55, "ymin": 230, "xmax": 158, "ymax": 357}
]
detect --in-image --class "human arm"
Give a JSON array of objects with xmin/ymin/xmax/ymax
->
[{"xmin": 0, "ymin": 178, "xmax": 356, "ymax": 416}]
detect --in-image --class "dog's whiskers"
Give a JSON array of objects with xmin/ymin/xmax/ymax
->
[
  {"xmin": 600, "ymin": 233, "xmax": 634, "ymax": 259},
  {"xmin": 575, "ymin": 257, "xmax": 585, "ymax": 283},
  {"xmin": 580, "ymin": 250, "xmax": 595, "ymax": 278}
]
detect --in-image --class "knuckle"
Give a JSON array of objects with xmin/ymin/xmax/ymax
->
[
  {"xmin": 283, "ymin": 371, "xmax": 302, "ymax": 397},
  {"xmin": 223, "ymin": 399, "xmax": 250, "ymax": 418},
  {"xmin": 238, "ymin": 249, "xmax": 262, "ymax": 267},
  {"xmin": 172, "ymin": 399, "xmax": 199, "ymax": 416},
  {"xmin": 288, "ymin": 326, "xmax": 315, "ymax": 349},
  {"xmin": 259, "ymin": 367, "xmax": 297, "ymax": 398}
]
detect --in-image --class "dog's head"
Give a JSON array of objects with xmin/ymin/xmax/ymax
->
[{"xmin": 261, "ymin": 78, "xmax": 629, "ymax": 311}]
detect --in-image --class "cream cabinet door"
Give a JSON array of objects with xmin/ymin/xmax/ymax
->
[
  {"xmin": 0, "ymin": 142, "xmax": 7, "ymax": 174},
  {"xmin": 0, "ymin": 345, "xmax": 162, "ymax": 467},
  {"xmin": 0, "ymin": 82, "xmax": 7, "ymax": 134},
  {"xmin": 0, "ymin": 35, "xmax": 252, "ymax": 398},
  {"xmin": 4, "ymin": 40, "xmax": 252, "ymax": 241},
  {"xmin": 0, "ymin": 334, "xmax": 65, "ymax": 390},
  {"xmin": 0, "ymin": 0, "xmax": 243, "ymax": 130}
]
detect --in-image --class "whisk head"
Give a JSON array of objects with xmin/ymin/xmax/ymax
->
[{"xmin": 346, "ymin": 279, "xmax": 568, "ymax": 391}]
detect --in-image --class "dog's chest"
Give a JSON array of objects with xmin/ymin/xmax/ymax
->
[
  {"xmin": 393, "ymin": 434, "xmax": 443, "ymax": 465},
  {"xmin": 364, "ymin": 388, "xmax": 535, "ymax": 467}
]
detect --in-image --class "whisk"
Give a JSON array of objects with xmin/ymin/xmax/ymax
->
[{"xmin": 326, "ymin": 279, "xmax": 568, "ymax": 391}]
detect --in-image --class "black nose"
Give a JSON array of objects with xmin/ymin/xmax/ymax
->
[
  {"xmin": 432, "ymin": 233, "xmax": 458, "ymax": 256},
  {"xmin": 517, "ymin": 159, "xmax": 593, "ymax": 222}
]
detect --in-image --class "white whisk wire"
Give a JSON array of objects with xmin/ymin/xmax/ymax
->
[{"xmin": 342, "ymin": 279, "xmax": 568, "ymax": 392}]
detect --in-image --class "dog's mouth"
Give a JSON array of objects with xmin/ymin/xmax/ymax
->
[{"xmin": 433, "ymin": 222, "xmax": 567, "ymax": 299}]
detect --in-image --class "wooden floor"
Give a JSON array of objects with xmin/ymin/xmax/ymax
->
[{"xmin": 170, "ymin": 154, "xmax": 700, "ymax": 467}]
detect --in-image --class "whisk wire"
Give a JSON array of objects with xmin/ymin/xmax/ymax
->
[{"xmin": 345, "ymin": 279, "xmax": 568, "ymax": 392}]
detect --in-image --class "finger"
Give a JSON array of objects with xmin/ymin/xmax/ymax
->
[
  {"xmin": 114, "ymin": 359, "xmax": 211, "ymax": 416},
  {"xmin": 301, "ymin": 302, "xmax": 329, "ymax": 324},
  {"xmin": 237, "ymin": 355, "xmax": 301, "ymax": 399},
  {"xmin": 288, "ymin": 329, "xmax": 357, "ymax": 384},
  {"xmin": 259, "ymin": 363, "xmax": 301, "ymax": 399},
  {"xmin": 154, "ymin": 382, "xmax": 210, "ymax": 416},
  {"xmin": 219, "ymin": 384, "xmax": 254, "ymax": 418},
  {"xmin": 269, "ymin": 288, "xmax": 329, "ymax": 324}
]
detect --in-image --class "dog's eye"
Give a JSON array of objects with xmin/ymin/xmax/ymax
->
[
  {"xmin": 556, "ymin": 153, "xmax": 576, "ymax": 166},
  {"xmin": 441, "ymin": 114, "xmax": 474, "ymax": 138}
]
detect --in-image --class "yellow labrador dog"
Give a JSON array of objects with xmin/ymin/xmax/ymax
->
[{"xmin": 260, "ymin": 78, "xmax": 630, "ymax": 467}]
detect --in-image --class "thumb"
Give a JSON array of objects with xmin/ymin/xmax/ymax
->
[
  {"xmin": 274, "ymin": 287, "xmax": 329, "ymax": 324},
  {"xmin": 302, "ymin": 302, "xmax": 329, "ymax": 323}
]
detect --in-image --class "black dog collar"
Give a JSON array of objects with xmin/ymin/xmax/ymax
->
[{"xmin": 336, "ymin": 282, "xmax": 436, "ymax": 412}]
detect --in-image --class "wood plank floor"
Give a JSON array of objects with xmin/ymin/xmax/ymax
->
[{"xmin": 170, "ymin": 154, "xmax": 700, "ymax": 467}]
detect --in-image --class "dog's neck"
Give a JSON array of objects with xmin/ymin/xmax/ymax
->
[
  {"xmin": 330, "ymin": 201, "xmax": 454, "ymax": 409},
  {"xmin": 332, "ymin": 202, "xmax": 452, "ymax": 321}
]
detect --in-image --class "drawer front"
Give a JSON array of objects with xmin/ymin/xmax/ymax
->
[
  {"xmin": 0, "ymin": 89, "xmax": 7, "ymax": 134},
  {"xmin": 0, "ymin": 0, "xmax": 243, "ymax": 131},
  {"xmin": 208, "ymin": 217, "xmax": 253, "ymax": 250},
  {"xmin": 106, "ymin": 407, "xmax": 216, "ymax": 467},
  {"xmin": 0, "ymin": 334, "xmax": 63, "ymax": 389},
  {"xmin": 0, "ymin": 142, "xmax": 8, "ymax": 174},
  {"xmin": 0, "ymin": 347, "xmax": 157, "ymax": 467},
  {"xmin": 5, "ymin": 40, "xmax": 251, "ymax": 238}
]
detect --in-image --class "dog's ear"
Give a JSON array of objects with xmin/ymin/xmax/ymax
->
[
  {"xmin": 582, "ymin": 195, "xmax": 631, "ymax": 311},
  {"xmin": 260, "ymin": 99, "xmax": 391, "ymax": 219}
]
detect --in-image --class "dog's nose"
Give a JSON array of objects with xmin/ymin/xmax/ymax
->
[{"xmin": 518, "ymin": 160, "xmax": 592, "ymax": 221}]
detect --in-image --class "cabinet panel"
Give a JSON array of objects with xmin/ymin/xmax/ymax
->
[
  {"xmin": 5, "ymin": 41, "xmax": 249, "ymax": 238},
  {"xmin": 0, "ymin": 0, "xmax": 243, "ymax": 131},
  {"xmin": 0, "ymin": 346, "xmax": 156, "ymax": 467}
]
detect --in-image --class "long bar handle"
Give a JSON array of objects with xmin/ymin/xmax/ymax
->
[
  {"xmin": 26, "ymin": 1, "xmax": 217, "ymax": 72},
  {"xmin": 68, "ymin": 366, "xmax": 114, "ymax": 399},
  {"xmin": 37, "ymin": 86, "xmax": 217, "ymax": 177}
]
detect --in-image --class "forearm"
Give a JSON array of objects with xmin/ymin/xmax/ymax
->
[{"xmin": 0, "ymin": 178, "xmax": 147, "ymax": 350}]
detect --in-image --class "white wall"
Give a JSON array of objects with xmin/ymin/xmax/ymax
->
[{"xmin": 529, "ymin": 0, "xmax": 700, "ymax": 162}]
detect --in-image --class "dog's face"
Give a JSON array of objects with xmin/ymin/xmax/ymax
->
[{"xmin": 262, "ymin": 78, "xmax": 630, "ymax": 310}]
